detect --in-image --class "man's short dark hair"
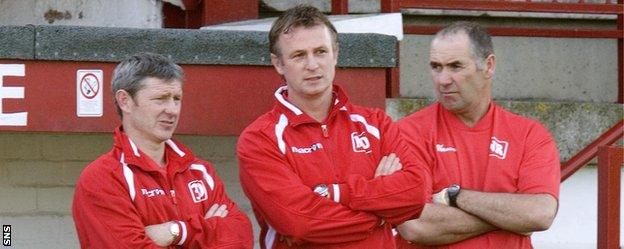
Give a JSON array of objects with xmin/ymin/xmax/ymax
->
[
  {"xmin": 435, "ymin": 21, "xmax": 493, "ymax": 69},
  {"xmin": 269, "ymin": 4, "xmax": 338, "ymax": 56},
  {"xmin": 111, "ymin": 52, "xmax": 184, "ymax": 117}
]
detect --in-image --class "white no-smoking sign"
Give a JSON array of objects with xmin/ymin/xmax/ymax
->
[{"xmin": 76, "ymin": 70, "xmax": 103, "ymax": 117}]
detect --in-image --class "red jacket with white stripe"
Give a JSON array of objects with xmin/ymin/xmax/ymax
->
[
  {"xmin": 237, "ymin": 85, "xmax": 430, "ymax": 249},
  {"xmin": 72, "ymin": 127, "xmax": 253, "ymax": 249}
]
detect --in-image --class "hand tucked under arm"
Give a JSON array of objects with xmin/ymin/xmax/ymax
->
[
  {"xmin": 397, "ymin": 203, "xmax": 496, "ymax": 246},
  {"xmin": 145, "ymin": 221, "xmax": 176, "ymax": 247},
  {"xmin": 455, "ymin": 190, "xmax": 558, "ymax": 235},
  {"xmin": 375, "ymin": 153, "xmax": 402, "ymax": 177},
  {"xmin": 204, "ymin": 203, "xmax": 228, "ymax": 219},
  {"xmin": 144, "ymin": 203, "xmax": 231, "ymax": 247},
  {"xmin": 315, "ymin": 153, "xmax": 404, "ymax": 201}
]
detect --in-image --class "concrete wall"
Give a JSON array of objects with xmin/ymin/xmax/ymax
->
[
  {"xmin": 0, "ymin": 0, "xmax": 163, "ymax": 28},
  {"xmin": 400, "ymin": 35, "xmax": 619, "ymax": 102},
  {"xmin": 0, "ymin": 132, "xmax": 255, "ymax": 249},
  {"xmin": 0, "ymin": 133, "xmax": 107, "ymax": 248}
]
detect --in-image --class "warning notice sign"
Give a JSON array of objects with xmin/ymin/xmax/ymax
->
[{"xmin": 76, "ymin": 70, "xmax": 103, "ymax": 117}]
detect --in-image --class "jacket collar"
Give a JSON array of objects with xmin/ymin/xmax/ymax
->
[
  {"xmin": 273, "ymin": 84, "xmax": 350, "ymax": 126},
  {"xmin": 113, "ymin": 126, "xmax": 194, "ymax": 173}
]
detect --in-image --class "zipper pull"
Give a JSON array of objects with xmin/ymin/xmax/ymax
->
[
  {"xmin": 321, "ymin": 124, "xmax": 329, "ymax": 138},
  {"xmin": 170, "ymin": 190, "xmax": 178, "ymax": 205}
]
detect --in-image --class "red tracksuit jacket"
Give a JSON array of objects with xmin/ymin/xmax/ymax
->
[
  {"xmin": 73, "ymin": 127, "xmax": 253, "ymax": 248},
  {"xmin": 237, "ymin": 85, "xmax": 430, "ymax": 249},
  {"xmin": 395, "ymin": 103, "xmax": 560, "ymax": 249}
]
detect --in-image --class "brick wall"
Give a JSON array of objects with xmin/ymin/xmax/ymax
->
[{"xmin": 0, "ymin": 132, "xmax": 254, "ymax": 249}]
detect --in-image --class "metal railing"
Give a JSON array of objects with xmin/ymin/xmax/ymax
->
[
  {"xmin": 562, "ymin": 120, "xmax": 623, "ymax": 248},
  {"xmin": 597, "ymin": 145, "xmax": 623, "ymax": 249},
  {"xmin": 331, "ymin": 0, "xmax": 623, "ymax": 103}
]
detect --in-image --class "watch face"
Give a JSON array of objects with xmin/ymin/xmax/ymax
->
[
  {"xmin": 449, "ymin": 185, "xmax": 459, "ymax": 192},
  {"xmin": 170, "ymin": 223, "xmax": 180, "ymax": 237},
  {"xmin": 448, "ymin": 184, "xmax": 461, "ymax": 195},
  {"xmin": 313, "ymin": 184, "xmax": 329, "ymax": 198}
]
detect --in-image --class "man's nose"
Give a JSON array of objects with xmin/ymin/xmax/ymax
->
[
  {"xmin": 164, "ymin": 99, "xmax": 180, "ymax": 114},
  {"xmin": 436, "ymin": 70, "xmax": 453, "ymax": 86},
  {"xmin": 305, "ymin": 56, "xmax": 320, "ymax": 70}
]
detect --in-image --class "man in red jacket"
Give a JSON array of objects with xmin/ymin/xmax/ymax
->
[
  {"xmin": 72, "ymin": 52, "xmax": 253, "ymax": 248},
  {"xmin": 237, "ymin": 5, "xmax": 430, "ymax": 249},
  {"xmin": 395, "ymin": 22, "xmax": 560, "ymax": 249}
]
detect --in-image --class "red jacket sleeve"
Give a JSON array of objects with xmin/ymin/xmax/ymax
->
[
  {"xmin": 335, "ymin": 111, "xmax": 432, "ymax": 225},
  {"xmin": 237, "ymin": 128, "xmax": 382, "ymax": 244},
  {"xmin": 177, "ymin": 162, "xmax": 253, "ymax": 248},
  {"xmin": 72, "ymin": 161, "xmax": 163, "ymax": 249}
]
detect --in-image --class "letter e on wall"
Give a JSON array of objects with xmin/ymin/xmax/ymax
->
[{"xmin": 0, "ymin": 64, "xmax": 27, "ymax": 126}]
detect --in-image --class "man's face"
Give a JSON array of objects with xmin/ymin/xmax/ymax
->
[
  {"xmin": 122, "ymin": 77, "xmax": 182, "ymax": 145},
  {"xmin": 429, "ymin": 33, "xmax": 493, "ymax": 114},
  {"xmin": 271, "ymin": 24, "xmax": 338, "ymax": 101}
]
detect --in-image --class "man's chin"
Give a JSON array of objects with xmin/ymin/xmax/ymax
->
[
  {"xmin": 304, "ymin": 84, "xmax": 332, "ymax": 96},
  {"xmin": 156, "ymin": 131, "xmax": 175, "ymax": 142},
  {"xmin": 440, "ymin": 101, "xmax": 461, "ymax": 111}
]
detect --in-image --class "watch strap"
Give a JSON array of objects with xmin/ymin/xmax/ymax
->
[{"xmin": 448, "ymin": 184, "xmax": 461, "ymax": 208}]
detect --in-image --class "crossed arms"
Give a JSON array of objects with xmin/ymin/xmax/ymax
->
[
  {"xmin": 397, "ymin": 191, "xmax": 558, "ymax": 245},
  {"xmin": 396, "ymin": 127, "xmax": 561, "ymax": 246}
]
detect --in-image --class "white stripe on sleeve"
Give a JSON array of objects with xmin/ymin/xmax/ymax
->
[
  {"xmin": 120, "ymin": 153, "xmax": 136, "ymax": 201},
  {"xmin": 265, "ymin": 225, "xmax": 276, "ymax": 249},
  {"xmin": 275, "ymin": 114, "xmax": 288, "ymax": 154},
  {"xmin": 349, "ymin": 114, "xmax": 380, "ymax": 139},
  {"xmin": 332, "ymin": 184, "xmax": 340, "ymax": 203},
  {"xmin": 178, "ymin": 221, "xmax": 188, "ymax": 246},
  {"xmin": 190, "ymin": 164, "xmax": 215, "ymax": 190}
]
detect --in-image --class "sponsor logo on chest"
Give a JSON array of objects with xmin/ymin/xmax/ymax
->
[
  {"xmin": 489, "ymin": 136, "xmax": 509, "ymax": 160},
  {"xmin": 188, "ymin": 180, "xmax": 208, "ymax": 203},
  {"xmin": 435, "ymin": 137, "xmax": 509, "ymax": 160},
  {"xmin": 291, "ymin": 142, "xmax": 324, "ymax": 154},
  {"xmin": 436, "ymin": 144, "xmax": 456, "ymax": 152},
  {"xmin": 351, "ymin": 132, "xmax": 371, "ymax": 153},
  {"xmin": 141, "ymin": 188, "xmax": 166, "ymax": 198}
]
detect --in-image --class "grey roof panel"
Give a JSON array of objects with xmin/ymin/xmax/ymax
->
[
  {"xmin": 0, "ymin": 25, "xmax": 35, "ymax": 60},
  {"xmin": 4, "ymin": 25, "xmax": 396, "ymax": 67}
]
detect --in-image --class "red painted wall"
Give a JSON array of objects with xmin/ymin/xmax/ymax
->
[
  {"xmin": 163, "ymin": 0, "xmax": 258, "ymax": 29},
  {"xmin": 0, "ymin": 60, "xmax": 386, "ymax": 135}
]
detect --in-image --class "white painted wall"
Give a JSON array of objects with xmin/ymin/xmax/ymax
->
[
  {"xmin": 533, "ymin": 167, "xmax": 624, "ymax": 248},
  {"xmin": 0, "ymin": 0, "xmax": 164, "ymax": 28}
]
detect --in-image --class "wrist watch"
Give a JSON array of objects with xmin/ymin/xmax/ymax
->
[
  {"xmin": 447, "ymin": 184, "xmax": 461, "ymax": 208},
  {"xmin": 169, "ymin": 222, "xmax": 180, "ymax": 240},
  {"xmin": 313, "ymin": 184, "xmax": 330, "ymax": 198}
]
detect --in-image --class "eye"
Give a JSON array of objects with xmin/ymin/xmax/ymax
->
[
  {"xmin": 291, "ymin": 52, "xmax": 304, "ymax": 60},
  {"xmin": 430, "ymin": 64, "xmax": 442, "ymax": 72},
  {"xmin": 450, "ymin": 63, "xmax": 463, "ymax": 71},
  {"xmin": 315, "ymin": 49, "xmax": 327, "ymax": 55}
]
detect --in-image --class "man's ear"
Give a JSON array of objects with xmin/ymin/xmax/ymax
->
[
  {"xmin": 484, "ymin": 54, "xmax": 496, "ymax": 79},
  {"xmin": 271, "ymin": 53, "xmax": 284, "ymax": 75},
  {"xmin": 115, "ymin": 90, "xmax": 134, "ymax": 114}
]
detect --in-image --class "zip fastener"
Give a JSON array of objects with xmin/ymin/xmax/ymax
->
[
  {"xmin": 320, "ymin": 123, "xmax": 338, "ymax": 178},
  {"xmin": 168, "ymin": 173, "xmax": 181, "ymax": 219},
  {"xmin": 321, "ymin": 124, "xmax": 329, "ymax": 138},
  {"xmin": 170, "ymin": 190, "xmax": 178, "ymax": 205}
]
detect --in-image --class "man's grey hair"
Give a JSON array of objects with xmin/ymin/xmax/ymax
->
[
  {"xmin": 111, "ymin": 52, "xmax": 184, "ymax": 117},
  {"xmin": 435, "ymin": 21, "xmax": 494, "ymax": 70}
]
